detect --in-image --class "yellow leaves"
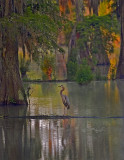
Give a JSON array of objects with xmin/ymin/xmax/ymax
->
[
  {"xmin": 18, "ymin": 47, "xmax": 30, "ymax": 60},
  {"xmin": 100, "ymin": 25, "xmax": 120, "ymax": 80},
  {"xmin": 108, "ymin": 57, "xmax": 117, "ymax": 80},
  {"xmin": 107, "ymin": 34, "xmax": 120, "ymax": 80},
  {"xmin": 99, "ymin": 0, "xmax": 114, "ymax": 16}
]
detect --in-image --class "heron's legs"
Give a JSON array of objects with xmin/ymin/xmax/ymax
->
[
  {"xmin": 63, "ymin": 107, "xmax": 69, "ymax": 115},
  {"xmin": 67, "ymin": 109, "xmax": 68, "ymax": 115},
  {"xmin": 64, "ymin": 107, "xmax": 66, "ymax": 115}
]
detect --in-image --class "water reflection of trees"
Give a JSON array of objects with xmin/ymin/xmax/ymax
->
[
  {"xmin": 0, "ymin": 106, "xmax": 42, "ymax": 160},
  {"xmin": 0, "ymin": 108, "xmax": 123, "ymax": 160},
  {"xmin": 25, "ymin": 117, "xmax": 122, "ymax": 160},
  {"xmin": 27, "ymin": 118, "xmax": 78, "ymax": 160},
  {"xmin": 0, "ymin": 106, "xmax": 27, "ymax": 160},
  {"xmin": 67, "ymin": 81, "xmax": 121, "ymax": 117},
  {"xmin": 0, "ymin": 82, "xmax": 124, "ymax": 160},
  {"xmin": 0, "ymin": 106, "xmax": 77, "ymax": 160}
]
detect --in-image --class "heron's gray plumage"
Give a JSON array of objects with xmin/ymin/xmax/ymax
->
[{"xmin": 59, "ymin": 85, "xmax": 70, "ymax": 109}]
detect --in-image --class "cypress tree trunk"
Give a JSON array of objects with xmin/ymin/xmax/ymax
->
[
  {"xmin": 116, "ymin": 0, "xmax": 124, "ymax": 78},
  {"xmin": 0, "ymin": 0, "xmax": 27, "ymax": 105},
  {"xmin": 75, "ymin": 0, "xmax": 83, "ymax": 21},
  {"xmin": 0, "ymin": 31, "xmax": 27, "ymax": 105},
  {"xmin": 68, "ymin": 0, "xmax": 83, "ymax": 57},
  {"xmin": 92, "ymin": 0, "xmax": 99, "ymax": 15},
  {"xmin": 68, "ymin": 25, "xmax": 76, "ymax": 57}
]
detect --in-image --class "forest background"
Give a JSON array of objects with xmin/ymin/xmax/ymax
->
[{"xmin": 0, "ymin": 0, "xmax": 124, "ymax": 105}]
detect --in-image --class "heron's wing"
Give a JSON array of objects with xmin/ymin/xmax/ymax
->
[{"xmin": 64, "ymin": 95, "xmax": 70, "ymax": 106}]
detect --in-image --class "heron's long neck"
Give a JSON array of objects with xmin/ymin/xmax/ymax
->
[{"xmin": 60, "ymin": 88, "xmax": 64, "ymax": 95}]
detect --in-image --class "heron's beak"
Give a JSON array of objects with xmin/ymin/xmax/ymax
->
[{"xmin": 58, "ymin": 86, "xmax": 61, "ymax": 87}]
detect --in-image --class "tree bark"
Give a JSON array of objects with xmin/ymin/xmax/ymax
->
[
  {"xmin": 68, "ymin": 25, "xmax": 76, "ymax": 57},
  {"xmin": 68, "ymin": 0, "xmax": 83, "ymax": 57},
  {"xmin": 116, "ymin": 0, "xmax": 124, "ymax": 78},
  {"xmin": 0, "ymin": 0, "xmax": 27, "ymax": 105},
  {"xmin": 88, "ymin": 0, "xmax": 102, "ymax": 16},
  {"xmin": 0, "ymin": 30, "xmax": 27, "ymax": 105},
  {"xmin": 75, "ymin": 0, "xmax": 83, "ymax": 21}
]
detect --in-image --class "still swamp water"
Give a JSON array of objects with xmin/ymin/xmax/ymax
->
[{"xmin": 0, "ymin": 80, "xmax": 124, "ymax": 160}]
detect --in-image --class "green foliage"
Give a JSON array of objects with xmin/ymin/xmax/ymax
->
[
  {"xmin": 9, "ymin": 98, "xmax": 17, "ymax": 104},
  {"xmin": 68, "ymin": 48, "xmax": 78, "ymax": 63},
  {"xmin": 67, "ymin": 61, "xmax": 77, "ymax": 80},
  {"xmin": 67, "ymin": 50, "xmax": 94, "ymax": 83},
  {"xmin": 0, "ymin": 0, "xmax": 64, "ymax": 56},
  {"xmin": 21, "ymin": 6, "xmax": 62, "ymax": 53},
  {"xmin": 77, "ymin": 14, "xmax": 120, "ymax": 55},
  {"xmin": 92, "ymin": 56, "xmax": 98, "ymax": 65},
  {"xmin": 76, "ymin": 59, "xmax": 93, "ymax": 84},
  {"xmin": 42, "ymin": 72, "xmax": 49, "ymax": 81},
  {"xmin": 67, "ymin": 48, "xmax": 78, "ymax": 80},
  {"xmin": 63, "ymin": 21, "xmax": 74, "ymax": 45}
]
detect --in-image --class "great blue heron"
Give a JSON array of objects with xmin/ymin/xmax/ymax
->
[{"xmin": 58, "ymin": 85, "xmax": 70, "ymax": 110}]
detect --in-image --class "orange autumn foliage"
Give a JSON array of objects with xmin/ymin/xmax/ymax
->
[
  {"xmin": 47, "ymin": 67, "xmax": 53, "ymax": 80},
  {"xmin": 59, "ymin": 0, "xmax": 74, "ymax": 15}
]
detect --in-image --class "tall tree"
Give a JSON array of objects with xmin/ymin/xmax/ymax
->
[
  {"xmin": 0, "ymin": 0, "xmax": 27, "ymax": 105},
  {"xmin": 0, "ymin": 0, "xmax": 61, "ymax": 105},
  {"xmin": 68, "ymin": 0, "xmax": 83, "ymax": 57},
  {"xmin": 117, "ymin": 0, "xmax": 124, "ymax": 78}
]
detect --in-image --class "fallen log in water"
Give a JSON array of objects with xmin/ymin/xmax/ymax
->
[{"xmin": 0, "ymin": 115, "xmax": 124, "ymax": 119}]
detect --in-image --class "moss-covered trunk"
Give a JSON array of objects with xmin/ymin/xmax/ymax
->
[
  {"xmin": 117, "ymin": 0, "xmax": 124, "ymax": 78},
  {"xmin": 0, "ymin": 32, "xmax": 27, "ymax": 105},
  {"xmin": 75, "ymin": 0, "xmax": 83, "ymax": 21},
  {"xmin": 0, "ymin": 0, "xmax": 27, "ymax": 105},
  {"xmin": 68, "ymin": 0, "xmax": 83, "ymax": 58}
]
